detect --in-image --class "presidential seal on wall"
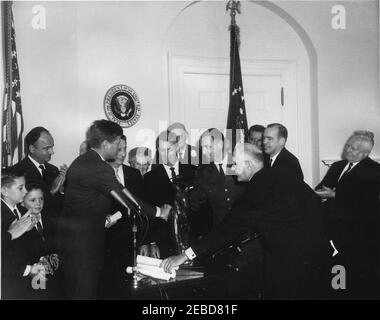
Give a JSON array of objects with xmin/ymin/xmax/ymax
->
[{"xmin": 104, "ymin": 84, "xmax": 141, "ymax": 128}]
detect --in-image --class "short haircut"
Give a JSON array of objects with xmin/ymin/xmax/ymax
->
[
  {"xmin": 267, "ymin": 123, "xmax": 288, "ymax": 140},
  {"xmin": 167, "ymin": 122, "xmax": 187, "ymax": 133},
  {"xmin": 1, "ymin": 168, "xmax": 25, "ymax": 188},
  {"xmin": 25, "ymin": 183, "xmax": 44, "ymax": 194},
  {"xmin": 155, "ymin": 130, "xmax": 179, "ymax": 150},
  {"xmin": 128, "ymin": 147, "xmax": 152, "ymax": 162},
  {"xmin": 24, "ymin": 126, "xmax": 51, "ymax": 155},
  {"xmin": 248, "ymin": 125, "xmax": 265, "ymax": 135},
  {"xmin": 86, "ymin": 120, "xmax": 123, "ymax": 148},
  {"xmin": 235, "ymin": 143, "xmax": 264, "ymax": 164},
  {"xmin": 352, "ymin": 130, "xmax": 374, "ymax": 152},
  {"xmin": 120, "ymin": 134, "xmax": 127, "ymax": 142}
]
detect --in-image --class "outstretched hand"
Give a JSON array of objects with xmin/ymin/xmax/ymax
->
[
  {"xmin": 160, "ymin": 253, "xmax": 188, "ymax": 273},
  {"xmin": 8, "ymin": 209, "xmax": 36, "ymax": 240}
]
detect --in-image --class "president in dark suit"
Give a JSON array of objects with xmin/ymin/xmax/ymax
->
[
  {"xmin": 57, "ymin": 120, "xmax": 170, "ymax": 299},
  {"xmin": 11, "ymin": 127, "xmax": 67, "ymax": 247},
  {"xmin": 316, "ymin": 130, "xmax": 380, "ymax": 299},
  {"xmin": 263, "ymin": 123, "xmax": 304, "ymax": 181},
  {"xmin": 162, "ymin": 143, "xmax": 330, "ymax": 299},
  {"xmin": 99, "ymin": 135, "xmax": 145, "ymax": 298}
]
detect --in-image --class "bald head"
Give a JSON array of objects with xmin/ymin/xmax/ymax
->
[{"xmin": 233, "ymin": 143, "xmax": 264, "ymax": 181}]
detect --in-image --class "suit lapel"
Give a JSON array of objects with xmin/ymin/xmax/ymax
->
[{"xmin": 24, "ymin": 157, "xmax": 44, "ymax": 182}]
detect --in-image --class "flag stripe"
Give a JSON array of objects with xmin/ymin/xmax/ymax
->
[{"xmin": 2, "ymin": 1, "xmax": 24, "ymax": 167}]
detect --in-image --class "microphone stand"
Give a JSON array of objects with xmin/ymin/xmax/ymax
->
[{"xmin": 124, "ymin": 200, "xmax": 141, "ymax": 289}]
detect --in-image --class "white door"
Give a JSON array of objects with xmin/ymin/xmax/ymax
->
[{"xmin": 169, "ymin": 55, "xmax": 298, "ymax": 154}]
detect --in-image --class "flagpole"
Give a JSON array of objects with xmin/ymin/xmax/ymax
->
[
  {"xmin": 225, "ymin": 0, "xmax": 248, "ymax": 162},
  {"xmin": 2, "ymin": 1, "xmax": 13, "ymax": 166}
]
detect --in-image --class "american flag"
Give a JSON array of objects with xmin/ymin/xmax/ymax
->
[
  {"xmin": 2, "ymin": 1, "xmax": 24, "ymax": 167},
  {"xmin": 226, "ymin": 23, "xmax": 248, "ymax": 155}
]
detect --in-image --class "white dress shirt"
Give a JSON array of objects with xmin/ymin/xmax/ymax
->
[{"xmin": 28, "ymin": 155, "xmax": 45, "ymax": 176}]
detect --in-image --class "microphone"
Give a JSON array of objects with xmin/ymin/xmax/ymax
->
[
  {"xmin": 122, "ymin": 187, "xmax": 141, "ymax": 210},
  {"xmin": 110, "ymin": 190, "xmax": 132, "ymax": 217}
]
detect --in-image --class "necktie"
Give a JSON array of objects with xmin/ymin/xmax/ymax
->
[
  {"xmin": 269, "ymin": 158, "xmax": 273, "ymax": 167},
  {"xmin": 39, "ymin": 164, "xmax": 46, "ymax": 180},
  {"xmin": 13, "ymin": 209, "xmax": 20, "ymax": 220},
  {"xmin": 340, "ymin": 162, "xmax": 353, "ymax": 181},
  {"xmin": 170, "ymin": 167, "xmax": 176, "ymax": 182},
  {"xmin": 218, "ymin": 163, "xmax": 225, "ymax": 179},
  {"xmin": 36, "ymin": 221, "xmax": 45, "ymax": 242}
]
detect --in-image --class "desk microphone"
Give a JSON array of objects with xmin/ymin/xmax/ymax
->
[
  {"xmin": 122, "ymin": 187, "xmax": 141, "ymax": 210},
  {"xmin": 110, "ymin": 190, "xmax": 131, "ymax": 217}
]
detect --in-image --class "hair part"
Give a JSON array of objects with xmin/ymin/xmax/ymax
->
[
  {"xmin": 1, "ymin": 168, "xmax": 25, "ymax": 188},
  {"xmin": 86, "ymin": 120, "xmax": 123, "ymax": 148},
  {"xmin": 25, "ymin": 183, "xmax": 45, "ymax": 195},
  {"xmin": 24, "ymin": 126, "xmax": 51, "ymax": 155},
  {"xmin": 248, "ymin": 124, "xmax": 265, "ymax": 135}
]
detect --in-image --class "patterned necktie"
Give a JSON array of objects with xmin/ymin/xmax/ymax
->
[
  {"xmin": 13, "ymin": 209, "xmax": 20, "ymax": 220},
  {"xmin": 170, "ymin": 167, "xmax": 176, "ymax": 182}
]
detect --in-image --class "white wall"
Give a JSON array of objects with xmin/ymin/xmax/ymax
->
[{"xmin": 8, "ymin": 0, "xmax": 380, "ymax": 186}]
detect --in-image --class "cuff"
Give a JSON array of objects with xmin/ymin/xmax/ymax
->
[
  {"xmin": 23, "ymin": 265, "xmax": 32, "ymax": 277},
  {"xmin": 155, "ymin": 206, "xmax": 160, "ymax": 217},
  {"xmin": 184, "ymin": 247, "xmax": 196, "ymax": 260}
]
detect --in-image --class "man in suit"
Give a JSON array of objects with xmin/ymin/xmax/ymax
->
[
  {"xmin": 316, "ymin": 130, "xmax": 380, "ymax": 299},
  {"xmin": 144, "ymin": 130, "xmax": 197, "ymax": 258},
  {"xmin": 190, "ymin": 128, "xmax": 246, "ymax": 236},
  {"xmin": 12, "ymin": 127, "xmax": 68, "ymax": 246},
  {"xmin": 128, "ymin": 146, "xmax": 152, "ymax": 176},
  {"xmin": 248, "ymin": 124, "xmax": 265, "ymax": 149},
  {"xmin": 168, "ymin": 122, "xmax": 199, "ymax": 166},
  {"xmin": 57, "ymin": 120, "xmax": 171, "ymax": 299},
  {"xmin": 263, "ymin": 123, "xmax": 304, "ymax": 180},
  {"xmin": 162, "ymin": 143, "xmax": 330, "ymax": 299},
  {"xmin": 99, "ymin": 135, "xmax": 148, "ymax": 298}
]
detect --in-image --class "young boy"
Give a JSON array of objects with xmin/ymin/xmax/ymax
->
[{"xmin": 1, "ymin": 169, "xmax": 46, "ymax": 299}]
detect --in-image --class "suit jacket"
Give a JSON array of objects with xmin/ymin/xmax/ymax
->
[
  {"xmin": 1, "ymin": 201, "xmax": 49, "ymax": 299},
  {"xmin": 190, "ymin": 164, "xmax": 246, "ymax": 236},
  {"xmin": 192, "ymin": 167, "xmax": 330, "ymax": 299},
  {"xmin": 265, "ymin": 148, "xmax": 304, "ymax": 181},
  {"xmin": 57, "ymin": 149, "xmax": 155, "ymax": 299},
  {"xmin": 12, "ymin": 156, "xmax": 62, "ymax": 247},
  {"xmin": 100, "ymin": 164, "xmax": 145, "ymax": 298},
  {"xmin": 143, "ymin": 163, "xmax": 197, "ymax": 257},
  {"xmin": 316, "ymin": 157, "xmax": 380, "ymax": 250}
]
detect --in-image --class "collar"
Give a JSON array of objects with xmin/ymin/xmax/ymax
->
[
  {"xmin": 91, "ymin": 148, "xmax": 106, "ymax": 162},
  {"xmin": 270, "ymin": 149, "xmax": 283, "ymax": 165},
  {"xmin": 28, "ymin": 155, "xmax": 45, "ymax": 170},
  {"xmin": 164, "ymin": 161, "xmax": 179, "ymax": 179},
  {"xmin": 214, "ymin": 155, "xmax": 228, "ymax": 167},
  {"xmin": 1, "ymin": 198, "xmax": 18, "ymax": 212}
]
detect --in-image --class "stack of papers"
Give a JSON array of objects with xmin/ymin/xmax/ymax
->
[{"xmin": 135, "ymin": 255, "xmax": 179, "ymax": 281}]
